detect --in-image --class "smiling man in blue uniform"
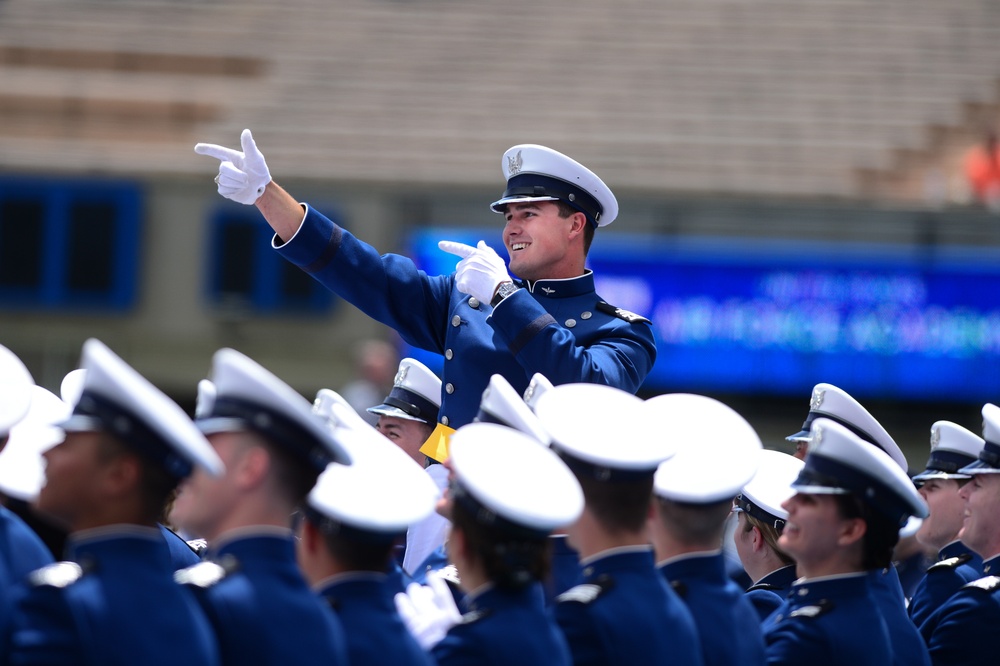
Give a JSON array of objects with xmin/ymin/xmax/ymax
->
[{"xmin": 195, "ymin": 132, "xmax": 656, "ymax": 434}]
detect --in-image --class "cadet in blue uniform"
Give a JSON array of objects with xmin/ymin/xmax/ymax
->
[
  {"xmin": 787, "ymin": 383, "xmax": 930, "ymax": 666},
  {"xmin": 6, "ymin": 339, "xmax": 222, "ymax": 665},
  {"xmin": 921, "ymin": 403, "xmax": 1000, "ymax": 665},
  {"xmin": 908, "ymin": 420, "xmax": 984, "ymax": 632},
  {"xmin": 395, "ymin": 422, "xmax": 583, "ymax": 665},
  {"xmin": 763, "ymin": 418, "xmax": 929, "ymax": 666},
  {"xmin": 195, "ymin": 132, "xmax": 656, "ymax": 431},
  {"xmin": 647, "ymin": 394, "xmax": 767, "ymax": 666},
  {"xmin": 732, "ymin": 450, "xmax": 803, "ymax": 621},
  {"xmin": 296, "ymin": 419, "xmax": 439, "ymax": 666},
  {"xmin": 170, "ymin": 348, "xmax": 351, "ymax": 666},
  {"xmin": 534, "ymin": 384, "xmax": 704, "ymax": 666}
]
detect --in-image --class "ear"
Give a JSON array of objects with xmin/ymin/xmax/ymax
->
[
  {"xmin": 837, "ymin": 517, "xmax": 868, "ymax": 548},
  {"xmin": 103, "ymin": 452, "xmax": 142, "ymax": 497},
  {"xmin": 750, "ymin": 525, "xmax": 766, "ymax": 553},
  {"xmin": 566, "ymin": 211, "xmax": 588, "ymax": 240},
  {"xmin": 234, "ymin": 444, "xmax": 271, "ymax": 490}
]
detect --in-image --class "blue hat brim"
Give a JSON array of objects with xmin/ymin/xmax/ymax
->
[{"xmin": 785, "ymin": 429, "xmax": 810, "ymax": 443}]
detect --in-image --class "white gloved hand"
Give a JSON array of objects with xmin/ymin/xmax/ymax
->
[
  {"xmin": 393, "ymin": 571, "xmax": 462, "ymax": 651},
  {"xmin": 194, "ymin": 129, "xmax": 272, "ymax": 205},
  {"xmin": 438, "ymin": 240, "xmax": 512, "ymax": 304}
]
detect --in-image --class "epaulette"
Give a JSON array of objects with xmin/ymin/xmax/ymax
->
[
  {"xmin": 928, "ymin": 553, "xmax": 973, "ymax": 573},
  {"xmin": 174, "ymin": 555, "xmax": 238, "ymax": 589},
  {"xmin": 458, "ymin": 608, "xmax": 492, "ymax": 626},
  {"xmin": 747, "ymin": 582, "xmax": 781, "ymax": 592},
  {"xmin": 556, "ymin": 575, "xmax": 615, "ymax": 605},
  {"xmin": 596, "ymin": 301, "xmax": 651, "ymax": 325},
  {"xmin": 670, "ymin": 580, "xmax": 688, "ymax": 599},
  {"xmin": 28, "ymin": 561, "xmax": 85, "ymax": 589},
  {"xmin": 186, "ymin": 538, "xmax": 209, "ymax": 557},
  {"xmin": 437, "ymin": 564, "xmax": 461, "ymax": 586},
  {"xmin": 962, "ymin": 576, "xmax": 1000, "ymax": 593},
  {"xmin": 788, "ymin": 599, "xmax": 834, "ymax": 619}
]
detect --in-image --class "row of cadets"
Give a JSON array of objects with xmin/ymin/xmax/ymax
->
[
  {"xmin": 762, "ymin": 417, "xmax": 929, "ymax": 666},
  {"xmin": 920, "ymin": 404, "xmax": 1000, "ymax": 666},
  {"xmin": 733, "ymin": 449, "xmax": 804, "ymax": 620},
  {"xmin": 785, "ymin": 382, "xmax": 931, "ymax": 666},
  {"xmin": 5, "ymin": 339, "xmax": 222, "ymax": 665},
  {"xmin": 647, "ymin": 393, "xmax": 767, "ymax": 666},
  {"xmin": 171, "ymin": 348, "xmax": 352, "ymax": 666},
  {"xmin": 297, "ymin": 403, "xmax": 439, "ymax": 666},
  {"xmin": 908, "ymin": 420, "xmax": 985, "ymax": 631}
]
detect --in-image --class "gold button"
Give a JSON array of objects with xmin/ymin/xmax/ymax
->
[
  {"xmin": 468, "ymin": 298, "xmax": 480, "ymax": 309},
  {"xmin": 565, "ymin": 319, "xmax": 577, "ymax": 328},
  {"xmin": 581, "ymin": 311, "xmax": 592, "ymax": 320},
  {"xmin": 451, "ymin": 315, "xmax": 461, "ymax": 327},
  {"xmin": 445, "ymin": 383, "xmax": 455, "ymax": 394},
  {"xmin": 445, "ymin": 349, "xmax": 454, "ymax": 360}
]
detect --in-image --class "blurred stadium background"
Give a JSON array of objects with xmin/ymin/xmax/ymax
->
[{"xmin": 1, "ymin": 0, "xmax": 999, "ymax": 464}]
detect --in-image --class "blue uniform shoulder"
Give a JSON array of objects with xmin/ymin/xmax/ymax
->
[
  {"xmin": 961, "ymin": 575, "xmax": 1000, "ymax": 593},
  {"xmin": 174, "ymin": 556, "xmax": 238, "ymax": 589},
  {"xmin": 928, "ymin": 553, "xmax": 973, "ymax": 573},
  {"xmin": 788, "ymin": 599, "xmax": 835, "ymax": 619},
  {"xmin": 555, "ymin": 575, "xmax": 614, "ymax": 605},
  {"xmin": 27, "ymin": 561, "xmax": 85, "ymax": 589}
]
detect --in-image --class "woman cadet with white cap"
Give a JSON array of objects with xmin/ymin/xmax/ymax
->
[
  {"xmin": 395, "ymin": 422, "xmax": 584, "ymax": 665},
  {"xmin": 295, "ymin": 417, "xmax": 439, "ymax": 666},
  {"xmin": 733, "ymin": 450, "xmax": 804, "ymax": 621},
  {"xmin": 646, "ymin": 393, "xmax": 766, "ymax": 666},
  {"xmin": 762, "ymin": 418, "xmax": 929, "ymax": 666}
]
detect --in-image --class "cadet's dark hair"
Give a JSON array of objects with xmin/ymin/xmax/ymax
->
[
  {"xmin": 555, "ymin": 201, "xmax": 596, "ymax": 256},
  {"xmin": 834, "ymin": 493, "xmax": 899, "ymax": 571},
  {"xmin": 574, "ymin": 472, "xmax": 654, "ymax": 535},
  {"xmin": 263, "ymin": 440, "xmax": 322, "ymax": 508},
  {"xmin": 450, "ymin": 496, "xmax": 551, "ymax": 589},
  {"xmin": 96, "ymin": 434, "xmax": 178, "ymax": 525},
  {"xmin": 656, "ymin": 498, "xmax": 732, "ymax": 547},
  {"xmin": 314, "ymin": 518, "xmax": 398, "ymax": 573}
]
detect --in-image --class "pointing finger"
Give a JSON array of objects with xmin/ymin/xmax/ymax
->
[
  {"xmin": 194, "ymin": 142, "xmax": 241, "ymax": 163},
  {"xmin": 438, "ymin": 240, "xmax": 477, "ymax": 259}
]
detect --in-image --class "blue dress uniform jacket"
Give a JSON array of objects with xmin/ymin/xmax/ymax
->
[
  {"xmin": 318, "ymin": 573, "xmax": 434, "ymax": 666},
  {"xmin": 0, "ymin": 506, "xmax": 55, "ymax": 656},
  {"xmin": 433, "ymin": 583, "xmax": 570, "ymax": 666},
  {"xmin": 762, "ymin": 573, "xmax": 892, "ymax": 666},
  {"xmin": 7, "ymin": 526, "xmax": 219, "ymax": 666},
  {"xmin": 159, "ymin": 523, "xmax": 202, "ymax": 569},
  {"xmin": 868, "ymin": 566, "xmax": 932, "ymax": 666},
  {"xmin": 921, "ymin": 555, "xmax": 1000, "ymax": 666},
  {"xmin": 746, "ymin": 564, "xmax": 798, "ymax": 622},
  {"xmin": 908, "ymin": 541, "xmax": 982, "ymax": 633},
  {"xmin": 553, "ymin": 547, "xmax": 704, "ymax": 666},
  {"xmin": 274, "ymin": 207, "xmax": 657, "ymax": 428},
  {"xmin": 178, "ymin": 531, "xmax": 347, "ymax": 666},
  {"xmin": 659, "ymin": 552, "xmax": 766, "ymax": 666},
  {"xmin": 543, "ymin": 534, "xmax": 582, "ymax": 606}
]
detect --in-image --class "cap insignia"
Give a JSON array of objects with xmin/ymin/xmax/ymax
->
[
  {"xmin": 930, "ymin": 427, "xmax": 941, "ymax": 447},
  {"xmin": 394, "ymin": 365, "xmax": 409, "ymax": 387},
  {"xmin": 507, "ymin": 150, "xmax": 523, "ymax": 177},
  {"xmin": 810, "ymin": 388, "xmax": 826, "ymax": 410}
]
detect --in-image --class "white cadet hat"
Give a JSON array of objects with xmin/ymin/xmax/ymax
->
[
  {"xmin": 958, "ymin": 403, "xmax": 1000, "ymax": 475},
  {"xmin": 449, "ymin": 422, "xmax": 583, "ymax": 537},
  {"xmin": 313, "ymin": 388, "xmax": 369, "ymax": 432},
  {"xmin": 648, "ymin": 394, "xmax": 762, "ymax": 504},
  {"xmin": 59, "ymin": 368, "xmax": 86, "ymax": 407},
  {"xmin": 367, "ymin": 358, "xmax": 441, "ymax": 425},
  {"xmin": 787, "ymin": 383, "xmax": 907, "ymax": 472},
  {"xmin": 0, "ymin": 344, "xmax": 34, "ymax": 437},
  {"xmin": 794, "ymin": 418, "xmax": 928, "ymax": 527},
  {"xmin": 196, "ymin": 348, "xmax": 351, "ymax": 471},
  {"xmin": 61, "ymin": 339, "xmax": 224, "ymax": 479},
  {"xmin": 305, "ymin": 424, "xmax": 439, "ymax": 541},
  {"xmin": 911, "ymin": 421, "xmax": 984, "ymax": 484},
  {"xmin": 474, "ymin": 374, "xmax": 550, "ymax": 446},
  {"xmin": 535, "ymin": 383, "xmax": 673, "ymax": 481},
  {"xmin": 522, "ymin": 372, "xmax": 553, "ymax": 413},
  {"xmin": 0, "ymin": 386, "xmax": 71, "ymax": 501},
  {"xmin": 734, "ymin": 450, "xmax": 804, "ymax": 531},
  {"xmin": 490, "ymin": 144, "xmax": 618, "ymax": 227}
]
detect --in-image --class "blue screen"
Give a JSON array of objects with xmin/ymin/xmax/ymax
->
[{"xmin": 408, "ymin": 229, "xmax": 1000, "ymax": 402}]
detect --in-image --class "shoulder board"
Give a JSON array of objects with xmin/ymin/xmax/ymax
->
[
  {"xmin": 28, "ymin": 561, "xmax": 84, "ymax": 589},
  {"xmin": 596, "ymin": 301, "xmax": 651, "ymax": 325},
  {"xmin": 556, "ymin": 575, "xmax": 614, "ymax": 605},
  {"xmin": 788, "ymin": 599, "xmax": 834, "ymax": 619},
  {"xmin": 670, "ymin": 580, "xmax": 688, "ymax": 599},
  {"xmin": 962, "ymin": 576, "xmax": 1000, "ymax": 593},
  {"xmin": 186, "ymin": 538, "xmax": 209, "ymax": 557},
  {"xmin": 928, "ymin": 553, "xmax": 973, "ymax": 573},
  {"xmin": 174, "ymin": 560, "xmax": 232, "ymax": 588},
  {"xmin": 458, "ymin": 608, "xmax": 492, "ymax": 626},
  {"xmin": 437, "ymin": 563, "xmax": 461, "ymax": 586},
  {"xmin": 747, "ymin": 582, "xmax": 781, "ymax": 592}
]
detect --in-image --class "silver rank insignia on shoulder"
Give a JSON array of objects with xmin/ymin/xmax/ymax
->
[
  {"xmin": 174, "ymin": 560, "xmax": 230, "ymax": 588},
  {"xmin": 556, "ymin": 582, "xmax": 606, "ymax": 605},
  {"xmin": 596, "ymin": 301, "xmax": 651, "ymax": 325},
  {"xmin": 29, "ymin": 561, "xmax": 84, "ymax": 589},
  {"xmin": 963, "ymin": 576, "xmax": 1000, "ymax": 592},
  {"xmin": 929, "ymin": 553, "xmax": 972, "ymax": 572},
  {"xmin": 459, "ymin": 609, "xmax": 491, "ymax": 625},
  {"xmin": 507, "ymin": 150, "xmax": 523, "ymax": 176},
  {"xmin": 789, "ymin": 599, "xmax": 833, "ymax": 618},
  {"xmin": 810, "ymin": 388, "xmax": 826, "ymax": 410}
]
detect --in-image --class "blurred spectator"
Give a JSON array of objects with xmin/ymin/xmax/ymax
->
[
  {"xmin": 963, "ymin": 131, "xmax": 1000, "ymax": 211},
  {"xmin": 340, "ymin": 339, "xmax": 399, "ymax": 425}
]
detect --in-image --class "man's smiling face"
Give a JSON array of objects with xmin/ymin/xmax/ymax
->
[{"xmin": 502, "ymin": 201, "xmax": 585, "ymax": 282}]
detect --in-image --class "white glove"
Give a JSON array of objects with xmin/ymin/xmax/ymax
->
[
  {"xmin": 438, "ymin": 240, "xmax": 512, "ymax": 304},
  {"xmin": 393, "ymin": 571, "xmax": 462, "ymax": 650},
  {"xmin": 194, "ymin": 129, "xmax": 272, "ymax": 205}
]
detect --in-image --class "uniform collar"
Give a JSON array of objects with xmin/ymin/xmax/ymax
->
[
  {"xmin": 787, "ymin": 571, "xmax": 869, "ymax": 603},
  {"xmin": 938, "ymin": 540, "xmax": 977, "ymax": 562},
  {"xmin": 314, "ymin": 570, "xmax": 387, "ymax": 593},
  {"xmin": 656, "ymin": 550, "xmax": 726, "ymax": 581},
  {"xmin": 982, "ymin": 553, "xmax": 1000, "ymax": 575},
  {"xmin": 579, "ymin": 545, "xmax": 654, "ymax": 579},
  {"xmin": 755, "ymin": 564, "xmax": 798, "ymax": 588},
  {"xmin": 521, "ymin": 270, "xmax": 594, "ymax": 299}
]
